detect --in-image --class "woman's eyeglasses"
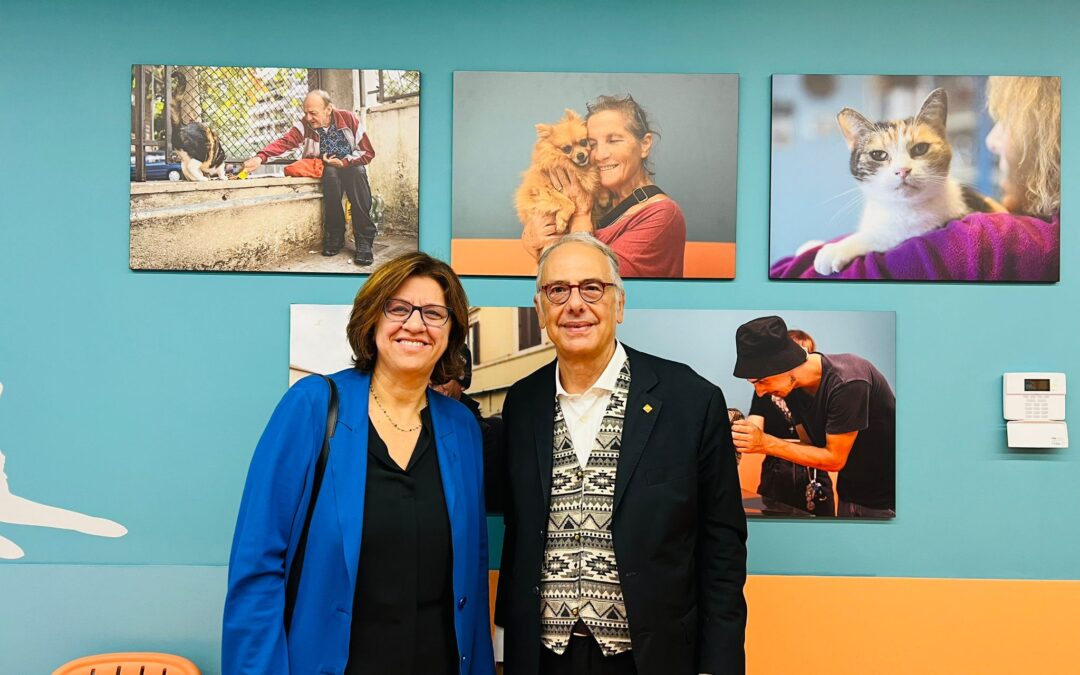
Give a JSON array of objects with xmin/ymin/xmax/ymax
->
[
  {"xmin": 383, "ymin": 298, "xmax": 451, "ymax": 326},
  {"xmin": 539, "ymin": 280, "xmax": 617, "ymax": 305}
]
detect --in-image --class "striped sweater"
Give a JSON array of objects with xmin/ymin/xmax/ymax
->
[{"xmin": 256, "ymin": 109, "xmax": 375, "ymax": 168}]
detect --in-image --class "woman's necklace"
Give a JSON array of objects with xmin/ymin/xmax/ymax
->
[{"xmin": 370, "ymin": 385, "xmax": 422, "ymax": 432}]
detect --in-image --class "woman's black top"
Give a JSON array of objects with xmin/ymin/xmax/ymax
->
[{"xmin": 344, "ymin": 407, "xmax": 457, "ymax": 674}]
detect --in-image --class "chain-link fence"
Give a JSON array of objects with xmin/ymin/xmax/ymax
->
[
  {"xmin": 132, "ymin": 65, "xmax": 422, "ymax": 181},
  {"xmin": 377, "ymin": 70, "xmax": 420, "ymax": 103},
  {"xmin": 132, "ymin": 65, "xmax": 316, "ymax": 177},
  {"xmin": 174, "ymin": 66, "xmax": 313, "ymax": 161}
]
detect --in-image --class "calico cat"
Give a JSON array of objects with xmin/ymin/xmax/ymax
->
[
  {"xmin": 175, "ymin": 121, "xmax": 227, "ymax": 181},
  {"xmin": 813, "ymin": 87, "xmax": 1003, "ymax": 275}
]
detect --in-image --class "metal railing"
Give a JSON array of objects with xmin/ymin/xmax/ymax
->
[{"xmin": 376, "ymin": 70, "xmax": 420, "ymax": 103}]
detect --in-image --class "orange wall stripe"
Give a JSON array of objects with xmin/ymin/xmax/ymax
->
[
  {"xmin": 452, "ymin": 239, "xmax": 736, "ymax": 278},
  {"xmin": 487, "ymin": 572, "xmax": 1080, "ymax": 673},
  {"xmin": 683, "ymin": 241, "xmax": 735, "ymax": 278},
  {"xmin": 452, "ymin": 239, "xmax": 539, "ymax": 276},
  {"xmin": 746, "ymin": 575, "xmax": 1080, "ymax": 674}
]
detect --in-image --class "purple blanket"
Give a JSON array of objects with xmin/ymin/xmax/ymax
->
[{"xmin": 770, "ymin": 212, "xmax": 1060, "ymax": 281}]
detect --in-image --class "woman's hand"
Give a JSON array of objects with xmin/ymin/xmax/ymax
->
[
  {"xmin": 521, "ymin": 210, "xmax": 562, "ymax": 261},
  {"xmin": 547, "ymin": 166, "xmax": 593, "ymax": 217},
  {"xmin": 547, "ymin": 166, "xmax": 595, "ymax": 233}
]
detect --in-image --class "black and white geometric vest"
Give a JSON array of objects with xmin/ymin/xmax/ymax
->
[{"xmin": 540, "ymin": 359, "xmax": 632, "ymax": 656}]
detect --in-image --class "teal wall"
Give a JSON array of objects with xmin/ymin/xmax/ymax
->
[{"xmin": 1, "ymin": 0, "xmax": 1078, "ymax": 672}]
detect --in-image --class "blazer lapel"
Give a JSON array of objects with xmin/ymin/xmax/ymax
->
[
  {"xmin": 534, "ymin": 363, "xmax": 557, "ymax": 512},
  {"xmin": 429, "ymin": 394, "xmax": 466, "ymax": 595},
  {"xmin": 613, "ymin": 347, "xmax": 661, "ymax": 515},
  {"xmin": 430, "ymin": 394, "xmax": 462, "ymax": 528},
  {"xmin": 330, "ymin": 369, "xmax": 368, "ymax": 586}
]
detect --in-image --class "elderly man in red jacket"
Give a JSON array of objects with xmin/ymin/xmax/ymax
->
[{"xmin": 243, "ymin": 89, "xmax": 377, "ymax": 265}]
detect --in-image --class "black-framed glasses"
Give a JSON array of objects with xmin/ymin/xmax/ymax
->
[
  {"xmin": 383, "ymin": 298, "xmax": 451, "ymax": 326},
  {"xmin": 540, "ymin": 279, "xmax": 618, "ymax": 305}
]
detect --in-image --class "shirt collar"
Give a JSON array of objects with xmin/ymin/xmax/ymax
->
[{"xmin": 555, "ymin": 341, "xmax": 627, "ymax": 398}]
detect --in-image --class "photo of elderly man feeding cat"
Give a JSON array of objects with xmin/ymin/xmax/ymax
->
[
  {"xmin": 130, "ymin": 65, "xmax": 420, "ymax": 274},
  {"xmin": 769, "ymin": 74, "xmax": 1059, "ymax": 282}
]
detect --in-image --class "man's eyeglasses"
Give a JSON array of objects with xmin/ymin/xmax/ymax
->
[
  {"xmin": 383, "ymin": 298, "xmax": 451, "ymax": 326},
  {"xmin": 539, "ymin": 280, "xmax": 618, "ymax": 305}
]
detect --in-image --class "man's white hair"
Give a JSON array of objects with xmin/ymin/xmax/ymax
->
[
  {"xmin": 306, "ymin": 89, "xmax": 333, "ymax": 107},
  {"xmin": 535, "ymin": 233, "xmax": 625, "ymax": 296}
]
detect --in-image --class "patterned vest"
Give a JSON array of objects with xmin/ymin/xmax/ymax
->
[{"xmin": 540, "ymin": 360, "xmax": 632, "ymax": 656}]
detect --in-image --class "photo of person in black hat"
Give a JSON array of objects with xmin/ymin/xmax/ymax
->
[
  {"xmin": 746, "ymin": 328, "xmax": 836, "ymax": 517},
  {"xmin": 730, "ymin": 316, "xmax": 896, "ymax": 518}
]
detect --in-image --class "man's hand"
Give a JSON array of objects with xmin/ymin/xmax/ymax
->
[
  {"xmin": 242, "ymin": 156, "xmax": 263, "ymax": 174},
  {"xmin": 322, "ymin": 154, "xmax": 346, "ymax": 168},
  {"xmin": 731, "ymin": 420, "xmax": 767, "ymax": 454}
]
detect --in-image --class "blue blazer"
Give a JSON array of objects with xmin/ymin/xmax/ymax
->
[{"xmin": 223, "ymin": 368, "xmax": 495, "ymax": 675}]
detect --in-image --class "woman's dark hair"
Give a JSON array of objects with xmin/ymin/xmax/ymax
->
[
  {"xmin": 346, "ymin": 252, "xmax": 470, "ymax": 384},
  {"xmin": 586, "ymin": 94, "xmax": 660, "ymax": 175}
]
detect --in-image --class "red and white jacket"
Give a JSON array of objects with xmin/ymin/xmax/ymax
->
[{"xmin": 256, "ymin": 109, "xmax": 375, "ymax": 168}]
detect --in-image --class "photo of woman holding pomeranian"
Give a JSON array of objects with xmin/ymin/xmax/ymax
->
[{"xmin": 522, "ymin": 94, "xmax": 687, "ymax": 278}]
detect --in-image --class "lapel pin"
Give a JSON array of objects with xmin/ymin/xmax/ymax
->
[{"xmin": 643, "ymin": 404, "xmax": 653, "ymax": 413}]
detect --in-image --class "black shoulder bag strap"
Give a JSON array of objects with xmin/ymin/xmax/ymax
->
[
  {"xmin": 284, "ymin": 375, "xmax": 339, "ymax": 634},
  {"xmin": 595, "ymin": 185, "xmax": 666, "ymax": 230}
]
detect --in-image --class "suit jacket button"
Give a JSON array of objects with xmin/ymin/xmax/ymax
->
[{"xmin": 458, "ymin": 596, "xmax": 468, "ymax": 609}]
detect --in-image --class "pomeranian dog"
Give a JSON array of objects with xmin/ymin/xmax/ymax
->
[
  {"xmin": 515, "ymin": 109, "xmax": 608, "ymax": 234},
  {"xmin": 175, "ymin": 121, "xmax": 227, "ymax": 181}
]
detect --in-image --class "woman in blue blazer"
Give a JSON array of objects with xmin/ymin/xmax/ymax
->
[{"xmin": 223, "ymin": 252, "xmax": 495, "ymax": 675}]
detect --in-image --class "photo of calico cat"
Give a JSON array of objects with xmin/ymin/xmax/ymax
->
[
  {"xmin": 175, "ymin": 121, "xmax": 227, "ymax": 181},
  {"xmin": 812, "ymin": 87, "xmax": 1004, "ymax": 275},
  {"xmin": 514, "ymin": 109, "xmax": 608, "ymax": 235}
]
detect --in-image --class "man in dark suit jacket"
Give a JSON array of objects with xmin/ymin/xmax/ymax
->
[{"xmin": 496, "ymin": 233, "xmax": 747, "ymax": 675}]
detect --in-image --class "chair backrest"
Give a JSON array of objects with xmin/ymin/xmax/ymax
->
[{"xmin": 52, "ymin": 652, "xmax": 200, "ymax": 675}]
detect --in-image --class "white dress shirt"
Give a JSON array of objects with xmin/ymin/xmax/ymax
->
[{"xmin": 555, "ymin": 342, "xmax": 628, "ymax": 468}]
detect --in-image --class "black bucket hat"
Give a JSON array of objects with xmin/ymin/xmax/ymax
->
[{"xmin": 733, "ymin": 316, "xmax": 808, "ymax": 379}]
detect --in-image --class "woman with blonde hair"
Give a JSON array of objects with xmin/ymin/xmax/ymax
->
[
  {"xmin": 771, "ymin": 76, "xmax": 1060, "ymax": 281},
  {"xmin": 985, "ymin": 76, "xmax": 1060, "ymax": 217}
]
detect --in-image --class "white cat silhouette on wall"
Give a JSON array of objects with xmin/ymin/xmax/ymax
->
[{"xmin": 0, "ymin": 381, "xmax": 127, "ymax": 559}]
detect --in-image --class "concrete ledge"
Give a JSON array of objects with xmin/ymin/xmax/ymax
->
[
  {"xmin": 129, "ymin": 175, "xmax": 320, "ymax": 195},
  {"xmin": 130, "ymin": 177, "xmax": 324, "ymax": 271}
]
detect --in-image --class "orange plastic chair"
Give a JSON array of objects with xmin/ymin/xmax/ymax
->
[{"xmin": 52, "ymin": 651, "xmax": 200, "ymax": 675}]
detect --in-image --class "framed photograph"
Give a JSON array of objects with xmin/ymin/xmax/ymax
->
[
  {"xmin": 130, "ymin": 65, "xmax": 420, "ymax": 273},
  {"xmin": 452, "ymin": 72, "xmax": 739, "ymax": 279},
  {"xmin": 291, "ymin": 305, "xmax": 896, "ymax": 519},
  {"xmin": 770, "ymin": 74, "xmax": 1060, "ymax": 281}
]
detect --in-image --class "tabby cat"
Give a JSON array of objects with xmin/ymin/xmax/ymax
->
[{"xmin": 813, "ymin": 87, "xmax": 1002, "ymax": 275}]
